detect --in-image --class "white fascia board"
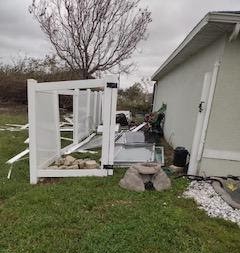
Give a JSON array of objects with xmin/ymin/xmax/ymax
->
[
  {"xmin": 151, "ymin": 12, "xmax": 240, "ymax": 81},
  {"xmin": 209, "ymin": 13, "xmax": 240, "ymax": 23},
  {"xmin": 151, "ymin": 14, "xmax": 209, "ymax": 81}
]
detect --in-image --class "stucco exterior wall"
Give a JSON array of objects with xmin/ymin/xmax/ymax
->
[
  {"xmin": 199, "ymin": 36, "xmax": 240, "ymax": 176},
  {"xmin": 153, "ymin": 36, "xmax": 225, "ymax": 151}
]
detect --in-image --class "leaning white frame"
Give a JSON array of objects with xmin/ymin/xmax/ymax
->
[
  {"xmin": 28, "ymin": 76, "xmax": 118, "ymax": 184},
  {"xmin": 188, "ymin": 61, "xmax": 220, "ymax": 175}
]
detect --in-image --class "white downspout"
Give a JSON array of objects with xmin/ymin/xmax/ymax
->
[
  {"xmin": 229, "ymin": 23, "xmax": 240, "ymax": 42},
  {"xmin": 196, "ymin": 61, "xmax": 221, "ymax": 164},
  {"xmin": 188, "ymin": 72, "xmax": 212, "ymax": 175}
]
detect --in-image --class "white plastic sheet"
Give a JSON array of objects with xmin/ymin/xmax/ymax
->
[
  {"xmin": 35, "ymin": 92, "xmax": 60, "ymax": 168},
  {"xmin": 77, "ymin": 90, "xmax": 89, "ymax": 141}
]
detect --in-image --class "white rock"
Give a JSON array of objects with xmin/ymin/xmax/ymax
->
[{"xmin": 183, "ymin": 181, "xmax": 240, "ymax": 226}]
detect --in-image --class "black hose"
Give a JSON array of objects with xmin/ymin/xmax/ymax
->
[{"xmin": 175, "ymin": 174, "xmax": 224, "ymax": 188}]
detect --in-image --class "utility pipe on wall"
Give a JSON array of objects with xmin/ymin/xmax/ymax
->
[
  {"xmin": 188, "ymin": 72, "xmax": 212, "ymax": 175},
  {"xmin": 196, "ymin": 61, "xmax": 221, "ymax": 163},
  {"xmin": 188, "ymin": 61, "xmax": 221, "ymax": 175}
]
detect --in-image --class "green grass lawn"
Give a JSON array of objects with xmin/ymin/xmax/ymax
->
[{"xmin": 0, "ymin": 112, "xmax": 240, "ymax": 253}]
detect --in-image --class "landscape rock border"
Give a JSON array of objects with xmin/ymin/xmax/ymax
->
[{"xmin": 183, "ymin": 181, "xmax": 240, "ymax": 226}]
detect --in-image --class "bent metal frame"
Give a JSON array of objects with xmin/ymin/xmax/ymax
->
[{"xmin": 27, "ymin": 75, "xmax": 118, "ymax": 184}]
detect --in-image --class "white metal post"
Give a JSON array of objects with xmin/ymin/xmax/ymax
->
[
  {"xmin": 188, "ymin": 72, "xmax": 211, "ymax": 175},
  {"xmin": 101, "ymin": 88, "xmax": 111, "ymax": 168},
  {"xmin": 108, "ymin": 88, "xmax": 118, "ymax": 165},
  {"xmin": 98, "ymin": 91, "xmax": 103, "ymax": 125},
  {"xmin": 101, "ymin": 75, "xmax": 118, "ymax": 172},
  {"xmin": 93, "ymin": 91, "xmax": 98, "ymax": 129},
  {"xmin": 86, "ymin": 89, "xmax": 91, "ymax": 135},
  {"xmin": 73, "ymin": 89, "xmax": 79, "ymax": 143},
  {"xmin": 27, "ymin": 79, "xmax": 38, "ymax": 184},
  {"xmin": 53, "ymin": 91, "xmax": 61, "ymax": 156},
  {"xmin": 197, "ymin": 61, "xmax": 221, "ymax": 162}
]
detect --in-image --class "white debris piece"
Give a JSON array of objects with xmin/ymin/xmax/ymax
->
[{"xmin": 183, "ymin": 181, "xmax": 240, "ymax": 226}]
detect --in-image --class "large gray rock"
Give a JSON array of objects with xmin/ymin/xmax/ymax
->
[
  {"xmin": 132, "ymin": 163, "xmax": 160, "ymax": 174},
  {"xmin": 119, "ymin": 168, "xmax": 145, "ymax": 192},
  {"xmin": 119, "ymin": 163, "xmax": 171, "ymax": 192},
  {"xmin": 152, "ymin": 169, "xmax": 171, "ymax": 191}
]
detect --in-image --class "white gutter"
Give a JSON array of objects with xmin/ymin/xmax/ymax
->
[{"xmin": 229, "ymin": 22, "xmax": 240, "ymax": 41}]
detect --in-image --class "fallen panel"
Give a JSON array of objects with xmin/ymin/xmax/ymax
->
[
  {"xmin": 116, "ymin": 131, "xmax": 146, "ymax": 144},
  {"xmin": 79, "ymin": 134, "xmax": 103, "ymax": 150},
  {"xmin": 114, "ymin": 144, "xmax": 155, "ymax": 166},
  {"xmin": 80, "ymin": 132, "xmax": 124, "ymax": 150}
]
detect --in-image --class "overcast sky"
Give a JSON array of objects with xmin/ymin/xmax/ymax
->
[{"xmin": 1, "ymin": 0, "xmax": 240, "ymax": 89}]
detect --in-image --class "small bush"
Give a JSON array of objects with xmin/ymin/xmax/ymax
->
[{"xmin": 117, "ymin": 83, "xmax": 152, "ymax": 116}]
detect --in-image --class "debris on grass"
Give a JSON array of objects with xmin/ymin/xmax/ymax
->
[{"xmin": 183, "ymin": 181, "xmax": 240, "ymax": 226}]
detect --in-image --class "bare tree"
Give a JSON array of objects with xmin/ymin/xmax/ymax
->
[{"xmin": 29, "ymin": 0, "xmax": 151, "ymax": 79}]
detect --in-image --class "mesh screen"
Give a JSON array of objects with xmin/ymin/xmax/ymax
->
[
  {"xmin": 35, "ymin": 92, "xmax": 59, "ymax": 167},
  {"xmin": 77, "ymin": 90, "xmax": 89, "ymax": 141}
]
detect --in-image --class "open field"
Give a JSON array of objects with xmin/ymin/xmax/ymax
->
[{"xmin": 0, "ymin": 112, "xmax": 240, "ymax": 253}]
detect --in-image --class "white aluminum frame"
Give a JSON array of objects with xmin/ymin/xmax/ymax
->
[
  {"xmin": 28, "ymin": 75, "xmax": 118, "ymax": 184},
  {"xmin": 188, "ymin": 61, "xmax": 220, "ymax": 175}
]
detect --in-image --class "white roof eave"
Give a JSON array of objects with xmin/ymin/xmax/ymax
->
[{"xmin": 151, "ymin": 12, "xmax": 240, "ymax": 81}]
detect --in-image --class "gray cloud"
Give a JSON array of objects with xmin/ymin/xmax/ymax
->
[
  {"xmin": 0, "ymin": 0, "xmax": 51, "ymax": 61},
  {"xmin": 0, "ymin": 0, "xmax": 240, "ymax": 88}
]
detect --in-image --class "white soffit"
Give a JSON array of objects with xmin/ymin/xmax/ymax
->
[{"xmin": 152, "ymin": 12, "xmax": 240, "ymax": 81}]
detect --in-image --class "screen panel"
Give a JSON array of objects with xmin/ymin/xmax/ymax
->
[
  {"xmin": 35, "ymin": 92, "xmax": 59, "ymax": 168},
  {"xmin": 77, "ymin": 90, "xmax": 89, "ymax": 141},
  {"xmin": 89, "ymin": 91, "xmax": 95, "ymax": 131}
]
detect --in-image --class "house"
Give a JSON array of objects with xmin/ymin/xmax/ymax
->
[{"xmin": 152, "ymin": 11, "xmax": 240, "ymax": 176}]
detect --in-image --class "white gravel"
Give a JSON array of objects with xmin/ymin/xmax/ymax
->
[{"xmin": 183, "ymin": 181, "xmax": 240, "ymax": 226}]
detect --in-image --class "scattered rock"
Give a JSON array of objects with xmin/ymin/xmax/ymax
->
[
  {"xmin": 119, "ymin": 163, "xmax": 171, "ymax": 192},
  {"xmin": 72, "ymin": 159, "xmax": 85, "ymax": 168},
  {"xmin": 48, "ymin": 165, "xmax": 59, "ymax": 170},
  {"xmin": 50, "ymin": 156, "xmax": 99, "ymax": 170},
  {"xmin": 72, "ymin": 159, "xmax": 79, "ymax": 166},
  {"xmin": 64, "ymin": 155, "xmax": 76, "ymax": 166},
  {"xmin": 68, "ymin": 164, "xmax": 79, "ymax": 170},
  {"xmin": 59, "ymin": 165, "xmax": 67, "ymax": 170},
  {"xmin": 55, "ymin": 158, "xmax": 65, "ymax": 166},
  {"xmin": 85, "ymin": 160, "xmax": 98, "ymax": 169},
  {"xmin": 78, "ymin": 160, "xmax": 86, "ymax": 169}
]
